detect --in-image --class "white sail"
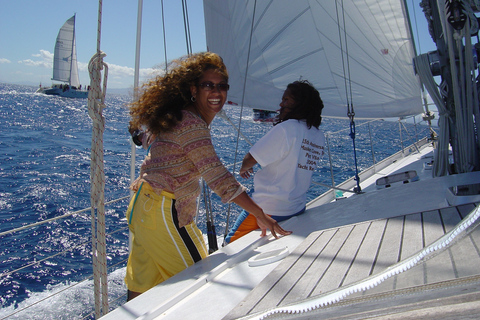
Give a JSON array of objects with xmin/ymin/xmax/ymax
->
[
  {"xmin": 70, "ymin": 35, "xmax": 80, "ymax": 88},
  {"xmin": 52, "ymin": 15, "xmax": 81, "ymax": 88},
  {"xmin": 203, "ymin": 0, "xmax": 423, "ymax": 119}
]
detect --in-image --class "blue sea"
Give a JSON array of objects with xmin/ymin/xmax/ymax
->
[{"xmin": 0, "ymin": 83, "xmax": 431, "ymax": 319}]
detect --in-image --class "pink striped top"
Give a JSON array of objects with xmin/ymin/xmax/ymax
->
[{"xmin": 132, "ymin": 110, "xmax": 245, "ymax": 227}]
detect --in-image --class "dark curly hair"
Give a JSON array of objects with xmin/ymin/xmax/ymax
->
[
  {"xmin": 129, "ymin": 52, "xmax": 228, "ymax": 135},
  {"xmin": 274, "ymin": 80, "xmax": 323, "ymax": 129}
]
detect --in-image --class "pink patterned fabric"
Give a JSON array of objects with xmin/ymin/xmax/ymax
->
[{"xmin": 132, "ymin": 110, "xmax": 245, "ymax": 227}]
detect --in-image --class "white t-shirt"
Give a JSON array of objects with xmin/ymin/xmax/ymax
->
[{"xmin": 250, "ymin": 119, "xmax": 325, "ymax": 216}]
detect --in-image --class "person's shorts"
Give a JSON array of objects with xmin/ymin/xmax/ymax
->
[
  {"xmin": 224, "ymin": 207, "xmax": 306, "ymax": 244},
  {"xmin": 124, "ymin": 182, "xmax": 208, "ymax": 293}
]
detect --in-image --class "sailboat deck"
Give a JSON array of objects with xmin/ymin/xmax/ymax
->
[{"xmin": 225, "ymin": 202, "xmax": 480, "ymax": 319}]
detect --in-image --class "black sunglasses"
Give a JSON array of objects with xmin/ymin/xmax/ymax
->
[{"xmin": 198, "ymin": 81, "xmax": 230, "ymax": 92}]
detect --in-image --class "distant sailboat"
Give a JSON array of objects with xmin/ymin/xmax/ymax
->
[
  {"xmin": 36, "ymin": 15, "xmax": 88, "ymax": 98},
  {"xmin": 252, "ymin": 109, "xmax": 277, "ymax": 122}
]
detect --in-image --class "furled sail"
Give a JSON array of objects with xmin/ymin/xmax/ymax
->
[
  {"xmin": 52, "ymin": 15, "xmax": 81, "ymax": 88},
  {"xmin": 203, "ymin": 0, "xmax": 423, "ymax": 119}
]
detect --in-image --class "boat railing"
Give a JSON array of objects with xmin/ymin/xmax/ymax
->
[
  {"xmin": 309, "ymin": 136, "xmax": 431, "ymax": 208},
  {"xmin": 0, "ymin": 196, "xmax": 131, "ymax": 320},
  {"xmin": 309, "ymin": 115, "xmax": 434, "ymax": 202}
]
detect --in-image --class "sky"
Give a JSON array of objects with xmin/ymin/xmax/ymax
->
[{"xmin": 0, "ymin": 0, "xmax": 437, "ymax": 90}]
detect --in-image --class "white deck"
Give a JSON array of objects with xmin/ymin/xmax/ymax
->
[
  {"xmin": 101, "ymin": 142, "xmax": 480, "ymax": 320},
  {"xmin": 225, "ymin": 203, "xmax": 479, "ymax": 319}
]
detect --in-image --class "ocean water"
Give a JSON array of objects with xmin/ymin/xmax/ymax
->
[{"xmin": 0, "ymin": 83, "xmax": 431, "ymax": 319}]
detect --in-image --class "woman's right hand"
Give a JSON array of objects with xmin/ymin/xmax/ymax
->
[
  {"xmin": 232, "ymin": 192, "xmax": 292, "ymax": 239},
  {"xmin": 255, "ymin": 212, "xmax": 292, "ymax": 239}
]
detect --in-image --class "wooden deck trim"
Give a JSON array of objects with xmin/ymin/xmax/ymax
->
[{"xmin": 224, "ymin": 203, "xmax": 479, "ymax": 320}]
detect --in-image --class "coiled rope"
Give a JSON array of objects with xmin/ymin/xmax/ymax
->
[{"xmin": 87, "ymin": 0, "xmax": 109, "ymax": 317}]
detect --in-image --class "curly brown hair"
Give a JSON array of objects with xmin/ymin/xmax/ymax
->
[{"xmin": 129, "ymin": 52, "xmax": 228, "ymax": 135}]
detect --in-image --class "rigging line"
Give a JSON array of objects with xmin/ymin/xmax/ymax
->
[
  {"xmin": 81, "ymin": 276, "xmax": 128, "ymax": 320},
  {"xmin": 311, "ymin": 180, "xmax": 356, "ymax": 194},
  {"xmin": 108, "ymin": 257, "xmax": 129, "ymax": 270},
  {"xmin": 326, "ymin": 119, "xmax": 379, "ymax": 135},
  {"xmin": 223, "ymin": 0, "xmax": 259, "ymax": 241},
  {"xmin": 161, "ymin": 0, "xmax": 168, "ymax": 72},
  {"xmin": 341, "ymin": 3, "xmax": 353, "ymax": 110},
  {"xmin": 0, "ymin": 276, "xmax": 94, "ymax": 320},
  {"xmin": 181, "ymin": 0, "xmax": 216, "ymax": 249},
  {"xmin": 2, "ymin": 224, "xmax": 129, "ymax": 280},
  {"xmin": 0, "ymin": 196, "xmax": 129, "ymax": 237},
  {"xmin": 0, "ymin": 196, "xmax": 130, "ymax": 237},
  {"xmin": 409, "ymin": 0, "xmax": 421, "ymax": 55},
  {"xmin": 399, "ymin": 120, "xmax": 421, "ymax": 154},
  {"xmin": 182, "ymin": 0, "xmax": 193, "ymax": 55},
  {"xmin": 412, "ymin": 0, "xmax": 435, "ymax": 146},
  {"xmin": 335, "ymin": 0, "xmax": 361, "ymax": 193},
  {"xmin": 335, "ymin": 0, "xmax": 350, "ymax": 107},
  {"xmin": 2, "ymin": 240, "xmax": 92, "ymax": 278},
  {"xmin": 2, "ymin": 254, "xmax": 129, "ymax": 320},
  {"xmin": 217, "ymin": 109, "xmax": 254, "ymax": 146},
  {"xmin": 203, "ymin": 180, "xmax": 218, "ymax": 253}
]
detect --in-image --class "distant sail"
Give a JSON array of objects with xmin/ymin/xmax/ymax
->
[
  {"xmin": 204, "ymin": 0, "xmax": 423, "ymax": 119},
  {"xmin": 52, "ymin": 15, "xmax": 80, "ymax": 88}
]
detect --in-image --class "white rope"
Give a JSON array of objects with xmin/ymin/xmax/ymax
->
[
  {"xmin": 88, "ymin": 1, "xmax": 109, "ymax": 316},
  {"xmin": 88, "ymin": 49, "xmax": 109, "ymax": 318},
  {"xmin": 245, "ymin": 205, "xmax": 480, "ymax": 320}
]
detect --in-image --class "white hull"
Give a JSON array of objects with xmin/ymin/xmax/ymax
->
[
  {"xmin": 36, "ymin": 85, "xmax": 88, "ymax": 99},
  {"xmin": 252, "ymin": 109, "xmax": 277, "ymax": 123}
]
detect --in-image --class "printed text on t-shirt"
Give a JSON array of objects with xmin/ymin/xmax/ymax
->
[{"xmin": 298, "ymin": 138, "xmax": 324, "ymax": 171}]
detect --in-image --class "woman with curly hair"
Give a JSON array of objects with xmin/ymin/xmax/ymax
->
[
  {"xmin": 225, "ymin": 80, "xmax": 325, "ymax": 244},
  {"xmin": 125, "ymin": 52, "xmax": 291, "ymax": 301}
]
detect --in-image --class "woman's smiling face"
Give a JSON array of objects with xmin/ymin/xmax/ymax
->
[{"xmin": 191, "ymin": 69, "xmax": 228, "ymax": 124}]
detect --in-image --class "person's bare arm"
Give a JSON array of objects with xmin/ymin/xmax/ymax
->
[{"xmin": 239, "ymin": 152, "xmax": 258, "ymax": 179}]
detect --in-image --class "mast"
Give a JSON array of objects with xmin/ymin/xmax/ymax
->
[{"xmin": 416, "ymin": 0, "xmax": 480, "ymax": 175}]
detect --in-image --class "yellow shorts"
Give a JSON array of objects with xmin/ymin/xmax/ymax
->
[{"xmin": 124, "ymin": 183, "xmax": 208, "ymax": 293}]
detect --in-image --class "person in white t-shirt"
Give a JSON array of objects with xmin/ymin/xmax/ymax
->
[{"xmin": 225, "ymin": 80, "xmax": 325, "ymax": 243}]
